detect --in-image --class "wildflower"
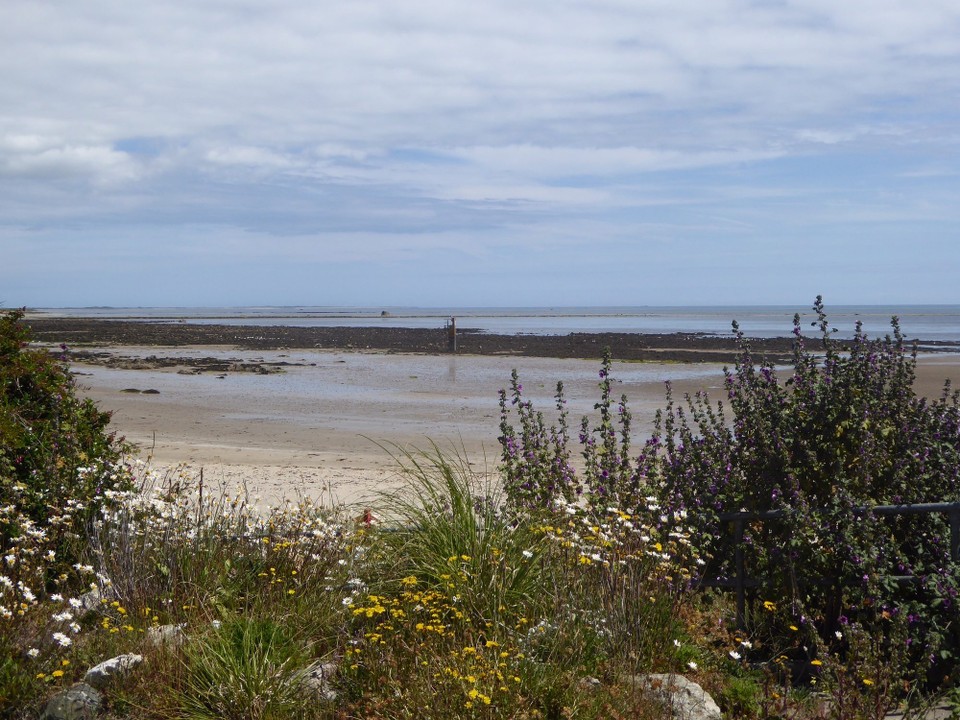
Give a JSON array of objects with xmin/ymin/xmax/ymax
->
[
  {"xmin": 26, "ymin": 648, "xmax": 40, "ymax": 658},
  {"xmin": 740, "ymin": 640, "xmax": 752, "ymax": 649},
  {"xmin": 763, "ymin": 600, "xmax": 776, "ymax": 611},
  {"xmin": 52, "ymin": 632, "xmax": 72, "ymax": 647},
  {"xmin": 729, "ymin": 650, "xmax": 741, "ymax": 660},
  {"xmin": 810, "ymin": 659, "xmax": 823, "ymax": 666},
  {"xmin": 863, "ymin": 678, "xmax": 875, "ymax": 686},
  {"xmin": 687, "ymin": 661, "xmax": 698, "ymax": 670}
]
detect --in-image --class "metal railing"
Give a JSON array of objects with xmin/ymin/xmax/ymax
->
[{"xmin": 701, "ymin": 501, "xmax": 960, "ymax": 627}]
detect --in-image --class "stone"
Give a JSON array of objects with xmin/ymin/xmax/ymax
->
[
  {"xmin": 146, "ymin": 623, "xmax": 187, "ymax": 647},
  {"xmin": 624, "ymin": 674, "xmax": 722, "ymax": 720},
  {"xmin": 83, "ymin": 653, "xmax": 143, "ymax": 689},
  {"xmin": 299, "ymin": 660, "xmax": 339, "ymax": 701},
  {"xmin": 40, "ymin": 682, "xmax": 102, "ymax": 720},
  {"xmin": 77, "ymin": 585, "xmax": 114, "ymax": 615}
]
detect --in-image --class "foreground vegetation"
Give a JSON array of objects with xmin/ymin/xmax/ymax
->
[{"xmin": 2, "ymin": 301, "xmax": 960, "ymax": 718}]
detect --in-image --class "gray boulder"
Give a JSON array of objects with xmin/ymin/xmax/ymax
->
[
  {"xmin": 77, "ymin": 585, "xmax": 113, "ymax": 614},
  {"xmin": 83, "ymin": 653, "xmax": 143, "ymax": 689},
  {"xmin": 299, "ymin": 661, "xmax": 339, "ymax": 701},
  {"xmin": 146, "ymin": 623, "xmax": 187, "ymax": 647},
  {"xmin": 40, "ymin": 682, "xmax": 102, "ymax": 720},
  {"xmin": 624, "ymin": 674, "xmax": 722, "ymax": 720}
]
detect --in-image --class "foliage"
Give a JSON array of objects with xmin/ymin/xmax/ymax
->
[
  {"xmin": 497, "ymin": 297, "xmax": 960, "ymax": 701},
  {"xmin": 177, "ymin": 617, "xmax": 314, "ymax": 720},
  {"xmin": 0, "ymin": 309, "xmax": 130, "ymax": 568},
  {"xmin": 644, "ymin": 296, "xmax": 960, "ymax": 683}
]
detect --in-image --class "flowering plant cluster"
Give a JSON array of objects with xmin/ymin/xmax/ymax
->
[
  {"xmin": 648, "ymin": 297, "xmax": 960, "ymax": 682},
  {"xmin": 498, "ymin": 298, "xmax": 960, "ymax": 687}
]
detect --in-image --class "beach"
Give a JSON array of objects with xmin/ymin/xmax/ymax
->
[{"xmin": 29, "ymin": 316, "xmax": 960, "ymax": 510}]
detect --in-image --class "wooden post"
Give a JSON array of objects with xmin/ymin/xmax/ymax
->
[
  {"xmin": 447, "ymin": 317, "xmax": 457, "ymax": 353},
  {"xmin": 950, "ymin": 505, "xmax": 960, "ymax": 563},
  {"xmin": 734, "ymin": 517, "xmax": 746, "ymax": 629}
]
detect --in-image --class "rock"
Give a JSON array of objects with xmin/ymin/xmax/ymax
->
[
  {"xmin": 623, "ymin": 674, "xmax": 722, "ymax": 720},
  {"xmin": 83, "ymin": 653, "xmax": 143, "ymax": 689},
  {"xmin": 146, "ymin": 623, "xmax": 187, "ymax": 647},
  {"xmin": 300, "ymin": 660, "xmax": 339, "ymax": 701},
  {"xmin": 578, "ymin": 676, "xmax": 601, "ymax": 690},
  {"xmin": 77, "ymin": 585, "xmax": 114, "ymax": 615},
  {"xmin": 40, "ymin": 682, "xmax": 102, "ymax": 720}
]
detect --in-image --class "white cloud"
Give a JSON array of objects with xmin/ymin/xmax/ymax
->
[
  {"xmin": 0, "ymin": 137, "xmax": 140, "ymax": 184},
  {"xmin": 1, "ymin": 0, "xmax": 958, "ymax": 304}
]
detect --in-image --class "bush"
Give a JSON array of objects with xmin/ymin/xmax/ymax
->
[
  {"xmin": 0, "ymin": 309, "xmax": 134, "ymax": 713},
  {"xmin": 498, "ymin": 297, "xmax": 960, "ymax": 691},
  {"xmin": 645, "ymin": 297, "xmax": 960, "ymax": 683},
  {"xmin": 1, "ymin": 308, "xmax": 128, "ymax": 545}
]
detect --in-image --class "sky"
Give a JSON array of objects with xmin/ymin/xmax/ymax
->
[{"xmin": 2, "ymin": 0, "xmax": 959, "ymax": 308}]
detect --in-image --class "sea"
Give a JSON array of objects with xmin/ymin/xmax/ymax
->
[{"xmin": 34, "ymin": 305, "xmax": 960, "ymax": 346}]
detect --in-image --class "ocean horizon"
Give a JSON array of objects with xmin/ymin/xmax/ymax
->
[{"xmin": 28, "ymin": 304, "xmax": 960, "ymax": 343}]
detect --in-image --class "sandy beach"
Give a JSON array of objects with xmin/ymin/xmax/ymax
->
[
  {"xmin": 29, "ymin": 312, "xmax": 960, "ymax": 510},
  {"xmin": 68, "ymin": 348, "xmax": 728, "ymax": 507},
  {"xmin": 60, "ymin": 340, "xmax": 960, "ymax": 510}
]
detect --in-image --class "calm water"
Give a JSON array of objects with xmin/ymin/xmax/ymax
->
[{"xmin": 35, "ymin": 305, "xmax": 960, "ymax": 343}]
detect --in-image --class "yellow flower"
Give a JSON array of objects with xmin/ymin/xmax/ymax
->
[
  {"xmin": 810, "ymin": 659, "xmax": 823, "ymax": 666},
  {"xmin": 52, "ymin": 670, "xmax": 64, "ymax": 678},
  {"xmin": 789, "ymin": 625, "xmax": 798, "ymax": 631},
  {"xmin": 763, "ymin": 600, "xmax": 776, "ymax": 612},
  {"xmin": 863, "ymin": 678, "xmax": 875, "ymax": 686}
]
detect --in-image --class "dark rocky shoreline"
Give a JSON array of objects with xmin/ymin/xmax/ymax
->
[{"xmin": 25, "ymin": 316, "xmax": 960, "ymax": 365}]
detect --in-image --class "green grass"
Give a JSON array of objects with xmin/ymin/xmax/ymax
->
[{"xmin": 0, "ymin": 451, "xmax": 934, "ymax": 719}]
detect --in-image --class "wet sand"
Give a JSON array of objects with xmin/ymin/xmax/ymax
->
[
  {"xmin": 28, "ymin": 316, "xmax": 960, "ymax": 509},
  {"xmin": 69, "ymin": 348, "xmax": 735, "ymax": 507}
]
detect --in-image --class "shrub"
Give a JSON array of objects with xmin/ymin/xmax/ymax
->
[
  {"xmin": 177, "ymin": 616, "xmax": 315, "ymax": 720},
  {"xmin": 498, "ymin": 298, "xmax": 960, "ymax": 692},
  {"xmin": 1, "ymin": 308, "xmax": 129, "ymax": 554},
  {"xmin": 643, "ymin": 297, "xmax": 960, "ymax": 683}
]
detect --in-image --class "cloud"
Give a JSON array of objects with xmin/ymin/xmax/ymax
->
[{"xmin": 1, "ymin": 0, "xmax": 959, "ymax": 305}]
